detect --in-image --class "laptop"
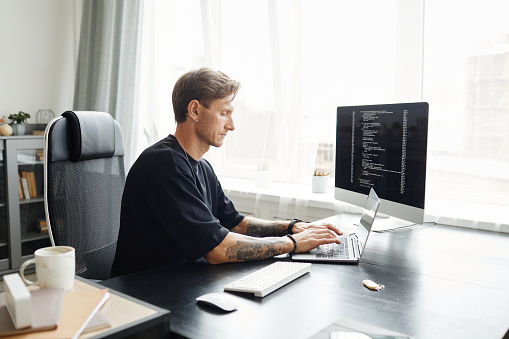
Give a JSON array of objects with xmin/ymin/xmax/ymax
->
[{"xmin": 292, "ymin": 188, "xmax": 380, "ymax": 263}]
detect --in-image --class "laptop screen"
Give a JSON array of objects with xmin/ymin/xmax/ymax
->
[{"xmin": 356, "ymin": 188, "xmax": 381, "ymax": 253}]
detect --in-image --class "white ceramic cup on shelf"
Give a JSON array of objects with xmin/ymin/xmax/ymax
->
[{"xmin": 19, "ymin": 246, "xmax": 75, "ymax": 290}]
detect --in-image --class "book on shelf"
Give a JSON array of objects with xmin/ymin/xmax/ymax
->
[
  {"xmin": 35, "ymin": 218, "xmax": 48, "ymax": 233},
  {"xmin": 36, "ymin": 149, "xmax": 44, "ymax": 161},
  {"xmin": 20, "ymin": 178, "xmax": 30, "ymax": 200},
  {"xmin": 18, "ymin": 174, "xmax": 24, "ymax": 199},
  {"xmin": 20, "ymin": 171, "xmax": 37, "ymax": 198},
  {"xmin": 0, "ymin": 288, "xmax": 66, "ymax": 337},
  {"xmin": 32, "ymin": 131, "xmax": 45, "ymax": 136},
  {"xmin": 28, "ymin": 171, "xmax": 37, "ymax": 197}
]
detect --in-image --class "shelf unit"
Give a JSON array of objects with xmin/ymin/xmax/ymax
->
[{"xmin": 0, "ymin": 135, "xmax": 50, "ymax": 275}]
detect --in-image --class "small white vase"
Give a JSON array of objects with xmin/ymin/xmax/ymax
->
[
  {"xmin": 12, "ymin": 124, "xmax": 26, "ymax": 135},
  {"xmin": 312, "ymin": 176, "xmax": 329, "ymax": 193}
]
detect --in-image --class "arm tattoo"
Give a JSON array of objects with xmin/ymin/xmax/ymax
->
[
  {"xmin": 245, "ymin": 218, "xmax": 288, "ymax": 237},
  {"xmin": 226, "ymin": 238, "xmax": 287, "ymax": 262}
]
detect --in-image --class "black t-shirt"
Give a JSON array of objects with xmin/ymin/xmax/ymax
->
[{"xmin": 111, "ymin": 135, "xmax": 244, "ymax": 277}]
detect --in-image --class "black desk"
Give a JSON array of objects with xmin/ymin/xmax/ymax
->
[{"xmin": 101, "ymin": 215, "xmax": 509, "ymax": 339}]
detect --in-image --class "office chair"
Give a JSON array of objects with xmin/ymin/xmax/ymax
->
[{"xmin": 44, "ymin": 111, "xmax": 126, "ymax": 280}]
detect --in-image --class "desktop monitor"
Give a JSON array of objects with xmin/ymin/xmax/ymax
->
[{"xmin": 335, "ymin": 102, "xmax": 429, "ymax": 225}]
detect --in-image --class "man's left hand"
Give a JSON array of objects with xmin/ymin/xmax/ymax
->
[{"xmin": 292, "ymin": 222, "xmax": 343, "ymax": 236}]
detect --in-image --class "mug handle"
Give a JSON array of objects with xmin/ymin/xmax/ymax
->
[{"xmin": 19, "ymin": 259, "xmax": 39, "ymax": 286}]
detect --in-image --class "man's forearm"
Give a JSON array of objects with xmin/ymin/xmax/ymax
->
[
  {"xmin": 204, "ymin": 232, "xmax": 292, "ymax": 264},
  {"xmin": 233, "ymin": 216, "xmax": 289, "ymax": 237},
  {"xmin": 226, "ymin": 237, "xmax": 288, "ymax": 261}
]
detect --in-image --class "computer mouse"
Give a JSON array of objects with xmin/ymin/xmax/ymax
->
[{"xmin": 196, "ymin": 292, "xmax": 237, "ymax": 312}]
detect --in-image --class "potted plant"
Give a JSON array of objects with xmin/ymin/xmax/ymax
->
[
  {"xmin": 312, "ymin": 169, "xmax": 329, "ymax": 193},
  {"xmin": 9, "ymin": 111, "xmax": 30, "ymax": 135}
]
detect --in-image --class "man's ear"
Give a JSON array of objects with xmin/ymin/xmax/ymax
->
[{"xmin": 187, "ymin": 100, "xmax": 200, "ymax": 122}]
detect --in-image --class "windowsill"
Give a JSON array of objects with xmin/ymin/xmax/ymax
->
[
  {"xmin": 220, "ymin": 176, "xmax": 509, "ymax": 233},
  {"xmin": 220, "ymin": 177, "xmax": 344, "ymax": 210}
]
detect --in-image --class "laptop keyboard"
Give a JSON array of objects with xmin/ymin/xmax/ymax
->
[{"xmin": 316, "ymin": 238, "xmax": 349, "ymax": 259}]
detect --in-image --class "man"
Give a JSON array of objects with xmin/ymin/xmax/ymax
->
[{"xmin": 111, "ymin": 68, "xmax": 341, "ymax": 277}]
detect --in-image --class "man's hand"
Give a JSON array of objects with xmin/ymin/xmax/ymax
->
[
  {"xmin": 291, "ymin": 227, "xmax": 341, "ymax": 253},
  {"xmin": 292, "ymin": 221, "xmax": 342, "ymax": 237}
]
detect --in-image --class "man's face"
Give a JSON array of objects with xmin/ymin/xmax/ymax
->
[{"xmin": 196, "ymin": 97, "xmax": 235, "ymax": 148}]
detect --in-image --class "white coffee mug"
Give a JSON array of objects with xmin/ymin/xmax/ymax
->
[{"xmin": 19, "ymin": 246, "xmax": 75, "ymax": 290}]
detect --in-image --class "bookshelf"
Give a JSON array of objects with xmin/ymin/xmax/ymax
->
[{"xmin": 0, "ymin": 135, "xmax": 50, "ymax": 276}]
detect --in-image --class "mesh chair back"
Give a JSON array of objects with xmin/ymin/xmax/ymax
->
[{"xmin": 44, "ymin": 111, "xmax": 125, "ymax": 280}]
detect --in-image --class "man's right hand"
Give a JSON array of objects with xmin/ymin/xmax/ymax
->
[{"xmin": 291, "ymin": 228, "xmax": 340, "ymax": 253}]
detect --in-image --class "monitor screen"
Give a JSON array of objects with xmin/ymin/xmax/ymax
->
[{"xmin": 335, "ymin": 102, "xmax": 429, "ymax": 224}]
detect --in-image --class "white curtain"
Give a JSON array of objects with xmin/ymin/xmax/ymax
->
[
  {"xmin": 135, "ymin": 0, "xmax": 315, "ymax": 182},
  {"xmin": 73, "ymin": 0, "xmax": 142, "ymax": 167},
  {"xmin": 134, "ymin": 0, "xmax": 509, "ymax": 227}
]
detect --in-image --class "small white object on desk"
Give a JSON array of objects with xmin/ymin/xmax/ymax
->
[
  {"xmin": 362, "ymin": 279, "xmax": 385, "ymax": 291},
  {"xmin": 4, "ymin": 273, "xmax": 32, "ymax": 329}
]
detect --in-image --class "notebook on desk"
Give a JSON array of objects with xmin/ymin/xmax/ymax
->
[{"xmin": 292, "ymin": 188, "xmax": 380, "ymax": 264}]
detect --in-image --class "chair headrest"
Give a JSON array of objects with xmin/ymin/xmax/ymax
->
[{"xmin": 62, "ymin": 111, "xmax": 122, "ymax": 162}]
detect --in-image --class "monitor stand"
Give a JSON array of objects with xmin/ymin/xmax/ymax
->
[
  {"xmin": 372, "ymin": 213, "xmax": 415, "ymax": 232},
  {"xmin": 324, "ymin": 213, "xmax": 416, "ymax": 234}
]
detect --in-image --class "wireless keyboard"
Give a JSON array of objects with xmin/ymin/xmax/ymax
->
[{"xmin": 223, "ymin": 261, "xmax": 312, "ymax": 297}]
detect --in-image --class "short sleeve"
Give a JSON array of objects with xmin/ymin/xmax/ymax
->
[{"xmin": 146, "ymin": 159, "xmax": 230, "ymax": 262}]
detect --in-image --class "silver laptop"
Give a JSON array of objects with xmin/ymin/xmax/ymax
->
[{"xmin": 292, "ymin": 188, "xmax": 380, "ymax": 263}]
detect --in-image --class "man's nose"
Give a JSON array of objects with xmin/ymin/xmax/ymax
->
[{"xmin": 227, "ymin": 117, "xmax": 235, "ymax": 131}]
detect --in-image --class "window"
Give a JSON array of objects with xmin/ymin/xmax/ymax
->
[
  {"xmin": 136, "ymin": 0, "xmax": 509, "ymax": 225},
  {"xmin": 423, "ymin": 0, "xmax": 509, "ymax": 224}
]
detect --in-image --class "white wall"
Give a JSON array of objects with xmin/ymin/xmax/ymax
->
[{"xmin": 0, "ymin": 0, "xmax": 81, "ymax": 123}]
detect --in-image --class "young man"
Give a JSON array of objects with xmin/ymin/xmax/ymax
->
[{"xmin": 111, "ymin": 68, "xmax": 341, "ymax": 277}]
